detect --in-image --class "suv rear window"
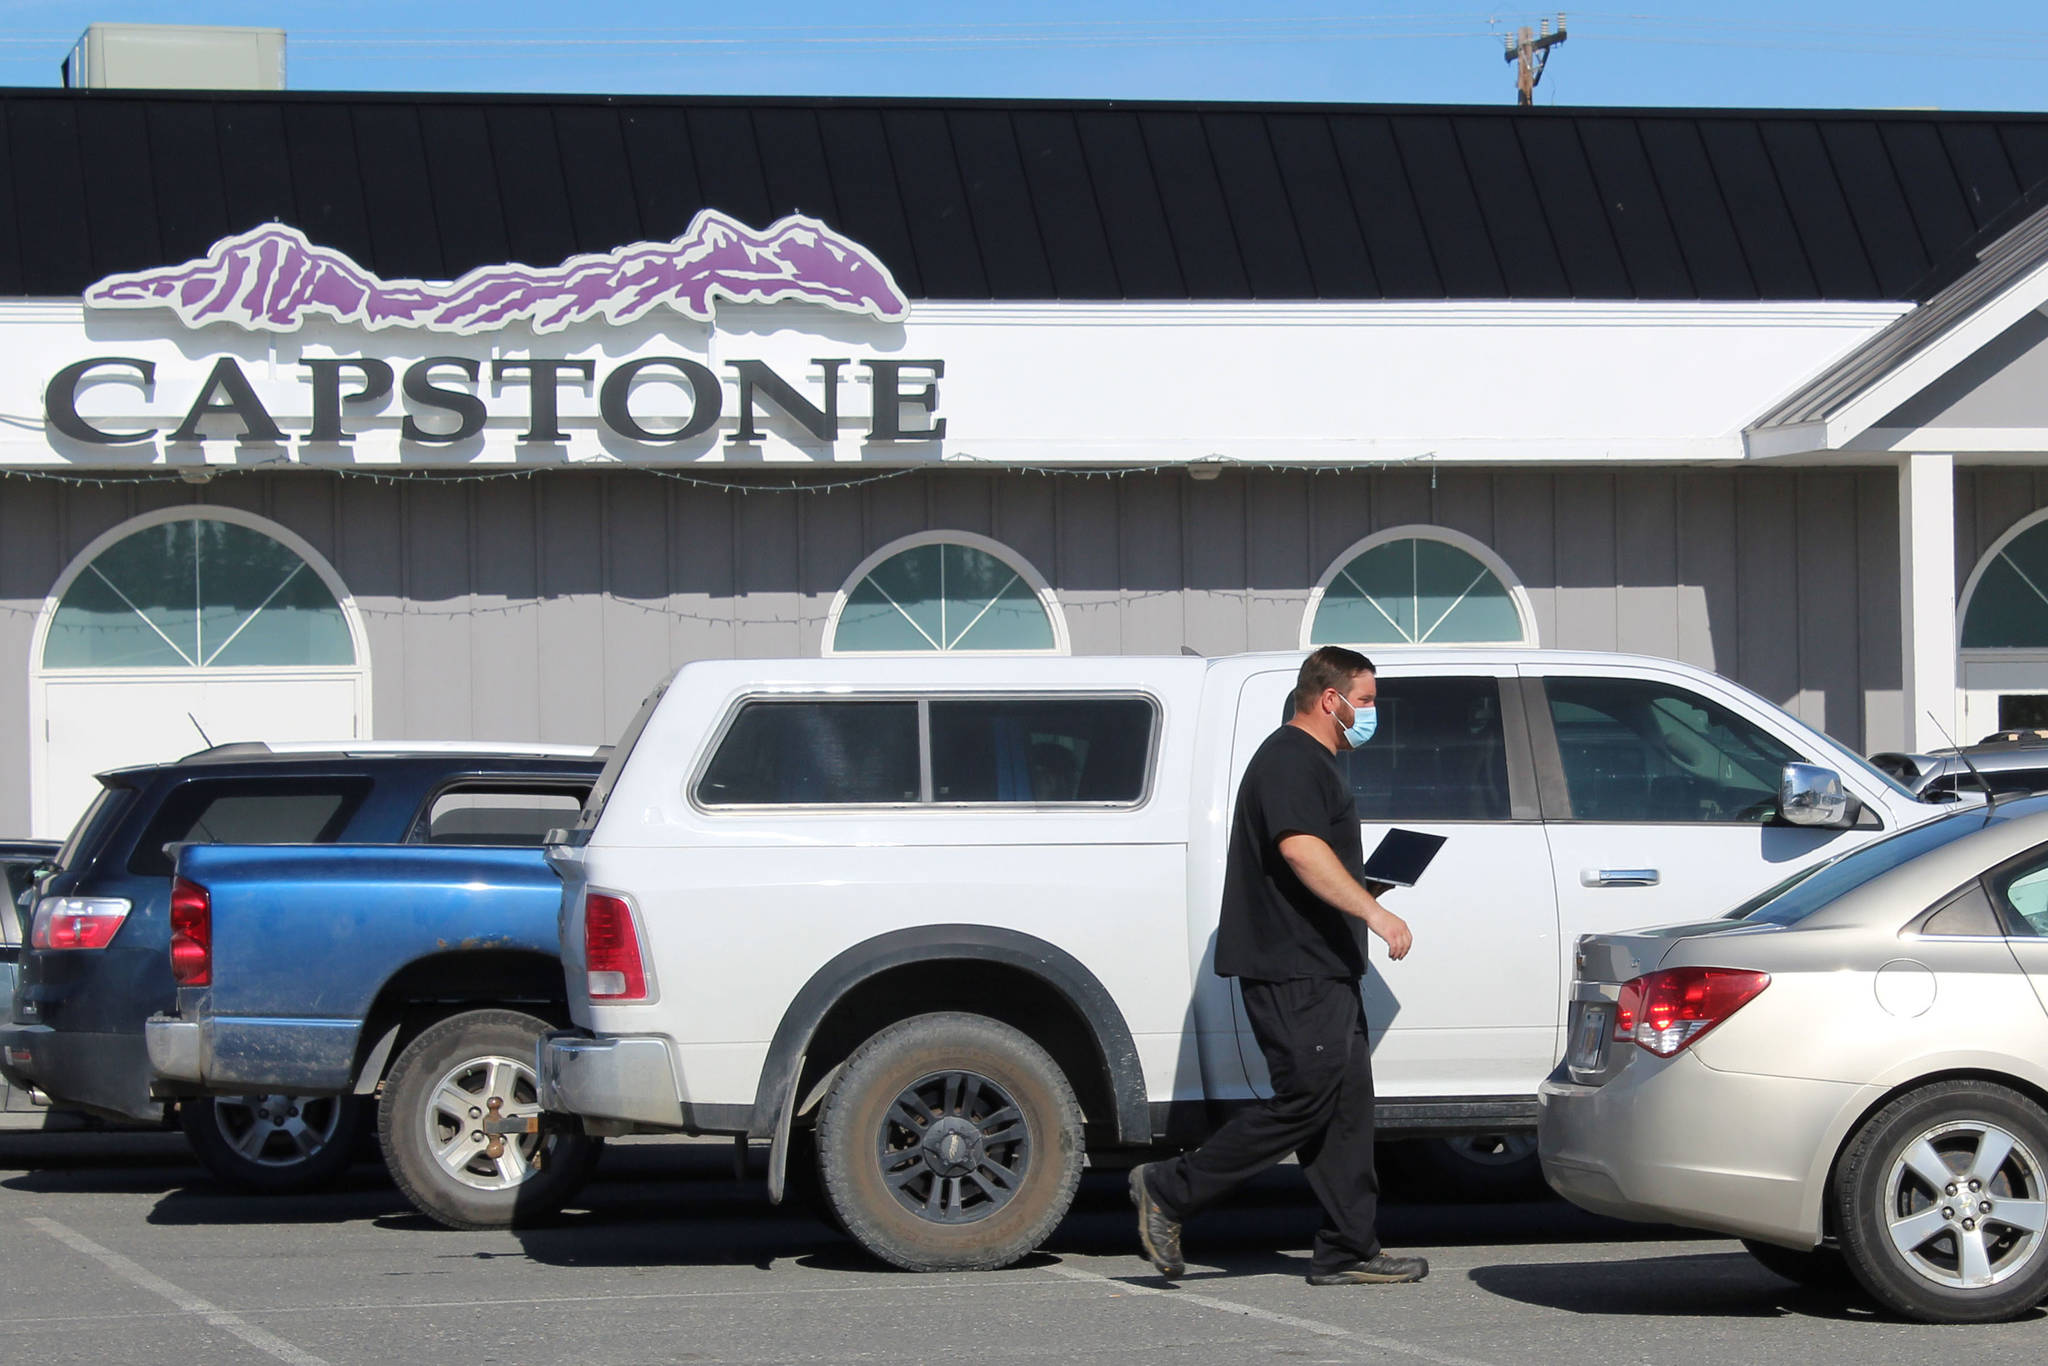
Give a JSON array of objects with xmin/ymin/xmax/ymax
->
[
  {"xmin": 698, "ymin": 701, "xmax": 921, "ymax": 805},
  {"xmin": 130, "ymin": 779, "xmax": 371, "ymax": 876},
  {"xmin": 417, "ymin": 785, "xmax": 590, "ymax": 845},
  {"xmin": 928, "ymin": 698, "xmax": 1153, "ymax": 803}
]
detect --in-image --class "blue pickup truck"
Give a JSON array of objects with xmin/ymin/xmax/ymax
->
[
  {"xmin": 2, "ymin": 742, "xmax": 604, "ymax": 1219},
  {"xmin": 153, "ymin": 827, "xmax": 610, "ymax": 1227}
]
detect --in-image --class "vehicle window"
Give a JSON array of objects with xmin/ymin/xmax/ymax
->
[
  {"xmin": 129, "ymin": 780, "xmax": 370, "ymax": 876},
  {"xmin": 697, "ymin": 701, "xmax": 920, "ymax": 806},
  {"xmin": 420, "ymin": 787, "xmax": 590, "ymax": 845},
  {"xmin": 1994, "ymin": 862, "xmax": 2048, "ymax": 937},
  {"xmin": 927, "ymin": 698, "xmax": 1153, "ymax": 803},
  {"xmin": 1546, "ymin": 678, "xmax": 1801, "ymax": 823},
  {"xmin": 1739, "ymin": 810, "xmax": 1993, "ymax": 927},
  {"xmin": 53, "ymin": 785, "xmax": 131, "ymax": 874},
  {"xmin": 1338, "ymin": 677, "xmax": 1511, "ymax": 822}
]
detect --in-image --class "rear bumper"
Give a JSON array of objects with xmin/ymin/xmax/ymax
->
[
  {"xmin": 0, "ymin": 1022, "xmax": 161, "ymax": 1123},
  {"xmin": 144, "ymin": 1015, "xmax": 360, "ymax": 1094},
  {"xmin": 1539, "ymin": 1052, "xmax": 1874, "ymax": 1248},
  {"xmin": 539, "ymin": 1030, "xmax": 689, "ymax": 1131}
]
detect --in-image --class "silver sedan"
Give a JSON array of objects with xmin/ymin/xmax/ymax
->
[{"xmin": 1540, "ymin": 795, "xmax": 2048, "ymax": 1323}]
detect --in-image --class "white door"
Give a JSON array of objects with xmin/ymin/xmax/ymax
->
[
  {"xmin": 1528, "ymin": 665, "xmax": 1875, "ymax": 1038},
  {"xmin": 29, "ymin": 508, "xmax": 371, "ymax": 839},
  {"xmin": 1224, "ymin": 663, "xmax": 1558, "ymax": 1100},
  {"xmin": 35, "ymin": 672, "xmax": 362, "ymax": 837}
]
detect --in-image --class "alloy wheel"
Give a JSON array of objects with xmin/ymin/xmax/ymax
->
[
  {"xmin": 876, "ymin": 1069, "xmax": 1032, "ymax": 1225},
  {"xmin": 210, "ymin": 1093, "xmax": 346, "ymax": 1166},
  {"xmin": 1882, "ymin": 1119, "xmax": 2048, "ymax": 1289},
  {"xmin": 422, "ymin": 1053, "xmax": 544, "ymax": 1192}
]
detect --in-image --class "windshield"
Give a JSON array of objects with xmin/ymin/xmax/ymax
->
[{"xmin": 1737, "ymin": 809, "xmax": 1993, "ymax": 927}]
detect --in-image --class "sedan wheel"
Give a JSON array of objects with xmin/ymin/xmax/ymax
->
[{"xmin": 1837, "ymin": 1080, "xmax": 2048, "ymax": 1322}]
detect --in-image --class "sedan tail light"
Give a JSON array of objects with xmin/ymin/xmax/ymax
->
[
  {"xmin": 169, "ymin": 878, "xmax": 211, "ymax": 987},
  {"xmin": 583, "ymin": 893, "xmax": 647, "ymax": 1001},
  {"xmin": 29, "ymin": 896, "xmax": 131, "ymax": 950},
  {"xmin": 1613, "ymin": 967, "xmax": 1770, "ymax": 1057}
]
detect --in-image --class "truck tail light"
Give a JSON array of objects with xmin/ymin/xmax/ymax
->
[
  {"xmin": 584, "ymin": 893, "xmax": 646, "ymax": 1001},
  {"xmin": 169, "ymin": 878, "xmax": 211, "ymax": 987},
  {"xmin": 29, "ymin": 896, "xmax": 131, "ymax": 950},
  {"xmin": 1613, "ymin": 967, "xmax": 1770, "ymax": 1057}
]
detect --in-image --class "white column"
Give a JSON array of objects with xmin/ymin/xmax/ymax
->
[{"xmin": 1900, "ymin": 452, "xmax": 1958, "ymax": 753}]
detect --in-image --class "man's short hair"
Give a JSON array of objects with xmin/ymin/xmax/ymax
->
[{"xmin": 1293, "ymin": 645, "xmax": 1376, "ymax": 715}]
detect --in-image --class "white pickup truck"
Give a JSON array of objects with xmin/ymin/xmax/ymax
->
[{"xmin": 538, "ymin": 649, "xmax": 1940, "ymax": 1270}]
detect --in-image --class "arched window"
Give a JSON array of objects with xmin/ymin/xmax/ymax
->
[
  {"xmin": 1304, "ymin": 527, "xmax": 1534, "ymax": 648},
  {"xmin": 1963, "ymin": 512, "xmax": 2048, "ymax": 648},
  {"xmin": 826, "ymin": 533, "xmax": 1066, "ymax": 655},
  {"xmin": 42, "ymin": 511, "xmax": 357, "ymax": 669}
]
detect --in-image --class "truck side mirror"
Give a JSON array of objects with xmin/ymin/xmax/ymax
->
[{"xmin": 1780, "ymin": 763, "xmax": 1849, "ymax": 828}]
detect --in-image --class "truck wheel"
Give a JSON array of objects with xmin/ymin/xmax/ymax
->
[
  {"xmin": 379, "ymin": 1009, "xmax": 603, "ymax": 1230},
  {"xmin": 816, "ymin": 1011, "xmax": 1083, "ymax": 1272},
  {"xmin": 1834, "ymin": 1080, "xmax": 2048, "ymax": 1323},
  {"xmin": 181, "ymin": 1093, "xmax": 369, "ymax": 1194}
]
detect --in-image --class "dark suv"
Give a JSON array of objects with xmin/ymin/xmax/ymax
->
[{"xmin": 0, "ymin": 744, "xmax": 602, "ymax": 1159}]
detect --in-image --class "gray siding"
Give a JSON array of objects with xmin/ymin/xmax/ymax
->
[{"xmin": 0, "ymin": 466, "xmax": 1906, "ymax": 831}]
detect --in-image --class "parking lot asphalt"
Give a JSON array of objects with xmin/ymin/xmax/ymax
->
[{"xmin": 2, "ymin": 1132, "xmax": 2046, "ymax": 1366}]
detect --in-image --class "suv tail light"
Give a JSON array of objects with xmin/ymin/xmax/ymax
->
[
  {"xmin": 169, "ymin": 878, "xmax": 211, "ymax": 987},
  {"xmin": 1613, "ymin": 967, "xmax": 1770, "ymax": 1057},
  {"xmin": 29, "ymin": 896, "xmax": 131, "ymax": 950},
  {"xmin": 583, "ymin": 893, "xmax": 646, "ymax": 1001}
]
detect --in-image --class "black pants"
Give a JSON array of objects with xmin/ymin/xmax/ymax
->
[{"xmin": 1146, "ymin": 976, "xmax": 1379, "ymax": 1274}]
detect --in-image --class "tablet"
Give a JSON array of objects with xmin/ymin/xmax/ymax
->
[{"xmin": 1361, "ymin": 827, "xmax": 1447, "ymax": 888}]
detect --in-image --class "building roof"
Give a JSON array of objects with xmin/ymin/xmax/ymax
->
[
  {"xmin": 1745, "ymin": 173, "xmax": 2048, "ymax": 455},
  {"xmin": 3, "ymin": 89, "xmax": 2048, "ymax": 304}
]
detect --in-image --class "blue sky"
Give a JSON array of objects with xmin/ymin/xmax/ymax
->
[{"xmin": 3, "ymin": 2, "xmax": 2047, "ymax": 110}]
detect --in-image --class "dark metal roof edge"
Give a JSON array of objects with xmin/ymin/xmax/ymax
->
[
  {"xmin": 4, "ymin": 86, "xmax": 2048, "ymax": 123},
  {"xmin": 1752, "ymin": 200, "xmax": 2048, "ymax": 432}
]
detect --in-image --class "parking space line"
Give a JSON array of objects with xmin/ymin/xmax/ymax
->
[
  {"xmin": 26, "ymin": 1217, "xmax": 332, "ymax": 1366},
  {"xmin": 1041, "ymin": 1262, "xmax": 1498, "ymax": 1366}
]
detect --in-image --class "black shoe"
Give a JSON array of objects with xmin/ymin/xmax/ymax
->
[
  {"xmin": 1128, "ymin": 1163, "xmax": 1184, "ymax": 1278},
  {"xmin": 1306, "ymin": 1253, "xmax": 1430, "ymax": 1285}
]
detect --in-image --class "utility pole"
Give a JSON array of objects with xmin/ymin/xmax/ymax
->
[{"xmin": 1503, "ymin": 14, "xmax": 1568, "ymax": 106}]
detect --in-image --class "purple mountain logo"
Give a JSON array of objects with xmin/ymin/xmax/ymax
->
[{"xmin": 83, "ymin": 211, "xmax": 910, "ymax": 334}]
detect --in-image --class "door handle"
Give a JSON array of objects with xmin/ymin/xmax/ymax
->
[{"xmin": 1583, "ymin": 868, "xmax": 1660, "ymax": 887}]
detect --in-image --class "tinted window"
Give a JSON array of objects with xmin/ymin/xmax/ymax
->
[
  {"xmin": 1547, "ymin": 678, "xmax": 1800, "ymax": 823},
  {"xmin": 130, "ymin": 780, "xmax": 370, "ymax": 876},
  {"xmin": 697, "ymin": 702, "xmax": 920, "ymax": 805},
  {"xmin": 1338, "ymin": 677, "xmax": 1511, "ymax": 821},
  {"xmin": 420, "ymin": 787, "xmax": 590, "ymax": 845},
  {"xmin": 928, "ymin": 698, "xmax": 1153, "ymax": 803},
  {"xmin": 1739, "ymin": 811, "xmax": 1992, "ymax": 926}
]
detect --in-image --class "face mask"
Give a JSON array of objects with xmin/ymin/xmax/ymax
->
[{"xmin": 1337, "ymin": 697, "xmax": 1378, "ymax": 749}]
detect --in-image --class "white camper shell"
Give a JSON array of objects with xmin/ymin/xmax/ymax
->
[{"xmin": 540, "ymin": 650, "xmax": 1937, "ymax": 1270}]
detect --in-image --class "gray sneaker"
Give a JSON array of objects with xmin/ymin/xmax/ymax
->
[
  {"xmin": 1128, "ymin": 1163, "xmax": 1184, "ymax": 1278},
  {"xmin": 1306, "ymin": 1254, "xmax": 1430, "ymax": 1285}
]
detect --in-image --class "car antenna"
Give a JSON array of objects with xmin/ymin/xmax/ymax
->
[
  {"xmin": 187, "ymin": 712, "xmax": 214, "ymax": 748},
  {"xmin": 1926, "ymin": 710, "xmax": 1999, "ymax": 811}
]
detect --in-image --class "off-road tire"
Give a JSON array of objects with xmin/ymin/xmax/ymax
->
[
  {"xmin": 816, "ymin": 1011, "xmax": 1083, "ymax": 1271},
  {"xmin": 181, "ymin": 1092, "xmax": 370, "ymax": 1194},
  {"xmin": 379, "ymin": 1009, "xmax": 602, "ymax": 1230},
  {"xmin": 1834, "ymin": 1080, "xmax": 2048, "ymax": 1322}
]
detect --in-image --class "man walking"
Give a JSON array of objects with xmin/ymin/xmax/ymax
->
[{"xmin": 1131, "ymin": 646, "xmax": 1427, "ymax": 1286}]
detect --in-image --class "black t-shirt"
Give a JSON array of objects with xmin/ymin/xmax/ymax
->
[{"xmin": 1213, "ymin": 724, "xmax": 1367, "ymax": 981}]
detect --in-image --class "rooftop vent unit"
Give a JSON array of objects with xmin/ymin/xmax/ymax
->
[{"xmin": 63, "ymin": 23, "xmax": 286, "ymax": 90}]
